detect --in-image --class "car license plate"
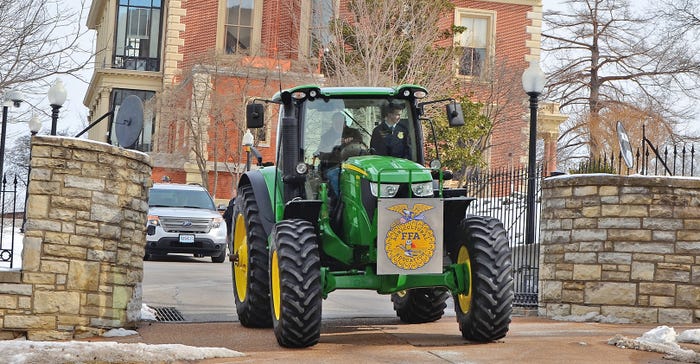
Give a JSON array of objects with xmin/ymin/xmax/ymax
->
[{"xmin": 179, "ymin": 234, "xmax": 195, "ymax": 243}]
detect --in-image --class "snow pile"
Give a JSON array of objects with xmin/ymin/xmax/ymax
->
[
  {"xmin": 141, "ymin": 303, "xmax": 158, "ymax": 321},
  {"xmin": 608, "ymin": 325, "xmax": 700, "ymax": 363},
  {"xmin": 101, "ymin": 328, "xmax": 139, "ymax": 338},
  {"xmin": 0, "ymin": 340, "xmax": 244, "ymax": 364},
  {"xmin": 679, "ymin": 330, "xmax": 700, "ymax": 344},
  {"xmin": 552, "ymin": 311, "xmax": 631, "ymax": 324}
]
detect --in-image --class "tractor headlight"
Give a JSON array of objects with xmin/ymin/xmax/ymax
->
[
  {"xmin": 295, "ymin": 162, "xmax": 308, "ymax": 175},
  {"xmin": 411, "ymin": 181, "xmax": 434, "ymax": 197},
  {"xmin": 369, "ymin": 182, "xmax": 399, "ymax": 198}
]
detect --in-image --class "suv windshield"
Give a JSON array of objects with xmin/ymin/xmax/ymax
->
[
  {"xmin": 148, "ymin": 188, "xmax": 216, "ymax": 210},
  {"xmin": 301, "ymin": 97, "xmax": 416, "ymax": 165}
]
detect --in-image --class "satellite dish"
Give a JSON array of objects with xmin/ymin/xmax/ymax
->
[
  {"xmin": 114, "ymin": 95, "xmax": 144, "ymax": 149},
  {"xmin": 616, "ymin": 121, "xmax": 634, "ymax": 169}
]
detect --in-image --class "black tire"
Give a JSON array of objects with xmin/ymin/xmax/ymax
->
[
  {"xmin": 231, "ymin": 184, "xmax": 272, "ymax": 328},
  {"xmin": 450, "ymin": 215, "xmax": 513, "ymax": 342},
  {"xmin": 269, "ymin": 219, "xmax": 322, "ymax": 348},
  {"xmin": 211, "ymin": 249, "xmax": 226, "ymax": 263},
  {"xmin": 391, "ymin": 288, "xmax": 449, "ymax": 324}
]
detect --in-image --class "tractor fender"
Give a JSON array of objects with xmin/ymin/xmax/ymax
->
[
  {"xmin": 443, "ymin": 196, "xmax": 474, "ymax": 254},
  {"xmin": 239, "ymin": 170, "xmax": 275, "ymax": 238}
]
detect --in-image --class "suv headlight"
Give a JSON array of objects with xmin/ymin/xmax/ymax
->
[
  {"xmin": 369, "ymin": 182, "xmax": 399, "ymax": 198},
  {"xmin": 411, "ymin": 181, "xmax": 434, "ymax": 197},
  {"xmin": 211, "ymin": 217, "xmax": 224, "ymax": 228},
  {"xmin": 147, "ymin": 215, "xmax": 160, "ymax": 226}
]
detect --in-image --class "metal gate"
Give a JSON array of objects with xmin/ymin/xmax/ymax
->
[
  {"xmin": 463, "ymin": 166, "xmax": 542, "ymax": 307},
  {"xmin": 0, "ymin": 176, "xmax": 20, "ymax": 269}
]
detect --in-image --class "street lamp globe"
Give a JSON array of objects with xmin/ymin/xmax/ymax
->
[
  {"xmin": 5, "ymin": 89, "xmax": 24, "ymax": 107},
  {"xmin": 29, "ymin": 114, "xmax": 42, "ymax": 135},
  {"xmin": 48, "ymin": 79, "xmax": 67, "ymax": 107},
  {"xmin": 521, "ymin": 61, "xmax": 546, "ymax": 95},
  {"xmin": 47, "ymin": 78, "xmax": 67, "ymax": 135}
]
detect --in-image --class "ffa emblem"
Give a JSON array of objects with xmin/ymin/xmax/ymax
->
[
  {"xmin": 397, "ymin": 131, "xmax": 404, "ymax": 139},
  {"xmin": 384, "ymin": 203, "xmax": 436, "ymax": 270}
]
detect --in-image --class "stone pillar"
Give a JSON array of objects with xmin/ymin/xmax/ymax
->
[
  {"xmin": 539, "ymin": 174, "xmax": 700, "ymax": 324},
  {"xmin": 0, "ymin": 136, "xmax": 152, "ymax": 340}
]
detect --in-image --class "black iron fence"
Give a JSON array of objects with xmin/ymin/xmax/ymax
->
[
  {"xmin": 0, "ymin": 175, "xmax": 20, "ymax": 269},
  {"xmin": 578, "ymin": 125, "xmax": 697, "ymax": 177},
  {"xmin": 463, "ymin": 165, "xmax": 543, "ymax": 307}
]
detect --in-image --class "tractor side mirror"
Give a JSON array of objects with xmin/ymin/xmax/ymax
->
[
  {"xmin": 246, "ymin": 103, "xmax": 265, "ymax": 129},
  {"xmin": 446, "ymin": 102, "xmax": 464, "ymax": 127}
]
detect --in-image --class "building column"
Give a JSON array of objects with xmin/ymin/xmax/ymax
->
[{"xmin": 537, "ymin": 102, "xmax": 568, "ymax": 176}]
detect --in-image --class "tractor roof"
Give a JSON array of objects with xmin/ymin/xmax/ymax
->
[{"xmin": 272, "ymin": 84, "xmax": 428, "ymax": 102}]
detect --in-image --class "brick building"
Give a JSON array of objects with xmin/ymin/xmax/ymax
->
[{"xmin": 84, "ymin": 0, "xmax": 551, "ymax": 203}]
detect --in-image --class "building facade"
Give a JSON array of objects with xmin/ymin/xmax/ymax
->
[{"xmin": 84, "ymin": 0, "xmax": 552, "ymax": 203}]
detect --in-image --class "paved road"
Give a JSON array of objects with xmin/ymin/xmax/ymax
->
[{"xmin": 142, "ymin": 253, "xmax": 451, "ymax": 322}]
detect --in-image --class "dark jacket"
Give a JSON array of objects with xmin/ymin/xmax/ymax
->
[{"xmin": 370, "ymin": 121, "xmax": 410, "ymax": 158}]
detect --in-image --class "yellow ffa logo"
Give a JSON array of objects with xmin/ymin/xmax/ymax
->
[{"xmin": 384, "ymin": 203, "xmax": 436, "ymax": 270}]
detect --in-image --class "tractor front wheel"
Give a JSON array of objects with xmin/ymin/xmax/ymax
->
[
  {"xmin": 391, "ymin": 288, "xmax": 449, "ymax": 323},
  {"xmin": 231, "ymin": 184, "xmax": 272, "ymax": 328},
  {"xmin": 451, "ymin": 215, "xmax": 513, "ymax": 342},
  {"xmin": 270, "ymin": 219, "xmax": 322, "ymax": 348}
]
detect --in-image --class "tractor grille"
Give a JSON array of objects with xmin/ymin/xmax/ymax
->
[
  {"xmin": 160, "ymin": 217, "xmax": 212, "ymax": 234},
  {"xmin": 151, "ymin": 306, "xmax": 185, "ymax": 322}
]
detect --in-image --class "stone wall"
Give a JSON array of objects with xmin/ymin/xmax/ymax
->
[
  {"xmin": 539, "ymin": 174, "xmax": 700, "ymax": 324},
  {"xmin": 0, "ymin": 136, "xmax": 151, "ymax": 340}
]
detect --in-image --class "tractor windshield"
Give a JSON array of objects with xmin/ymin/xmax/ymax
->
[{"xmin": 301, "ymin": 97, "xmax": 418, "ymax": 166}]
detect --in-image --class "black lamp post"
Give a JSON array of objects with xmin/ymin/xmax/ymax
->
[
  {"xmin": 521, "ymin": 62, "xmax": 546, "ymax": 245},
  {"xmin": 48, "ymin": 79, "xmax": 67, "ymax": 136},
  {"xmin": 242, "ymin": 129, "xmax": 254, "ymax": 172},
  {"xmin": 21, "ymin": 114, "xmax": 42, "ymax": 232},
  {"xmin": 1, "ymin": 89, "xmax": 25, "ymax": 180}
]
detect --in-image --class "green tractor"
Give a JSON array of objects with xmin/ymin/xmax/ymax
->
[{"xmin": 231, "ymin": 85, "xmax": 513, "ymax": 348}]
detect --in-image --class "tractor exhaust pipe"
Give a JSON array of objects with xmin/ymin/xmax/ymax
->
[{"xmin": 280, "ymin": 115, "xmax": 302, "ymax": 201}]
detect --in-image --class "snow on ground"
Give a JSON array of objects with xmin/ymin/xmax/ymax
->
[
  {"xmin": 609, "ymin": 325, "xmax": 700, "ymax": 363},
  {"xmin": 0, "ymin": 340, "xmax": 244, "ymax": 364},
  {"xmin": 0, "ymin": 222, "xmax": 24, "ymax": 269},
  {"xmin": 0, "ymin": 304, "xmax": 244, "ymax": 363}
]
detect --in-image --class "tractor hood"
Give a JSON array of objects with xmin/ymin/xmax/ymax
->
[{"xmin": 342, "ymin": 155, "xmax": 432, "ymax": 183}]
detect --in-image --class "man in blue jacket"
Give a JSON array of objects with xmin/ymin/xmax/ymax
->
[{"xmin": 370, "ymin": 102, "xmax": 410, "ymax": 159}]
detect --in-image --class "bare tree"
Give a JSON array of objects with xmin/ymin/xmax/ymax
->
[
  {"xmin": 0, "ymin": 0, "xmax": 91, "ymax": 95},
  {"xmin": 543, "ymin": 0, "xmax": 700, "ymax": 159},
  {"xmin": 322, "ymin": 0, "xmax": 456, "ymax": 91},
  {"xmin": 153, "ymin": 52, "xmax": 314, "ymax": 198}
]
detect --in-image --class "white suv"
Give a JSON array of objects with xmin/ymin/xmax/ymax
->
[{"xmin": 145, "ymin": 183, "xmax": 228, "ymax": 263}]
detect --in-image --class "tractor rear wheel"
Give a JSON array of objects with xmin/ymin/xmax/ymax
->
[
  {"xmin": 391, "ymin": 288, "xmax": 449, "ymax": 323},
  {"xmin": 270, "ymin": 219, "xmax": 322, "ymax": 348},
  {"xmin": 451, "ymin": 215, "xmax": 513, "ymax": 342},
  {"xmin": 231, "ymin": 184, "xmax": 272, "ymax": 328}
]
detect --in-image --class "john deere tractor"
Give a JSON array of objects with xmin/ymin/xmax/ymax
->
[{"xmin": 231, "ymin": 85, "xmax": 513, "ymax": 348}]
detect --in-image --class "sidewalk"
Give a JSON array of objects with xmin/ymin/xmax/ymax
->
[{"xmin": 97, "ymin": 316, "xmax": 700, "ymax": 363}]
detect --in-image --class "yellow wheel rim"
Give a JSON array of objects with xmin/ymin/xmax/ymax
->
[
  {"xmin": 396, "ymin": 290, "xmax": 407, "ymax": 298},
  {"xmin": 233, "ymin": 214, "xmax": 248, "ymax": 301},
  {"xmin": 271, "ymin": 250, "xmax": 281, "ymax": 320},
  {"xmin": 457, "ymin": 246, "xmax": 472, "ymax": 314}
]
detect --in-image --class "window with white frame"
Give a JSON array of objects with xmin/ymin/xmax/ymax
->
[
  {"xmin": 455, "ymin": 9, "xmax": 495, "ymax": 77},
  {"xmin": 114, "ymin": 0, "xmax": 162, "ymax": 71},
  {"xmin": 224, "ymin": 0, "xmax": 262, "ymax": 54}
]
